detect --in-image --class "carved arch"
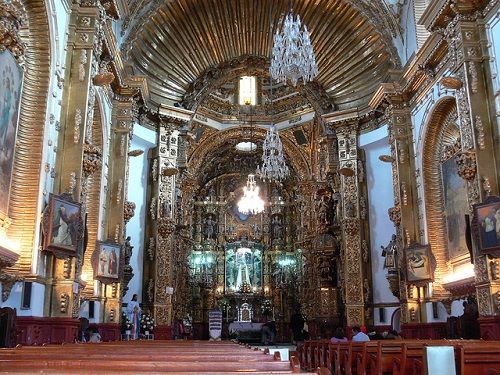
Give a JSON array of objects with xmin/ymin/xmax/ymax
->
[
  {"xmin": 7, "ymin": 0, "xmax": 51, "ymax": 276},
  {"xmin": 421, "ymin": 96, "xmax": 468, "ymax": 297},
  {"xmin": 187, "ymin": 126, "xmax": 312, "ymax": 181}
]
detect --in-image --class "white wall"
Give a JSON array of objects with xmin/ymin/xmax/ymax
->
[
  {"xmin": 360, "ymin": 125, "xmax": 399, "ymax": 325},
  {"xmin": 124, "ymin": 124, "xmax": 156, "ymax": 303},
  {"xmin": 1, "ymin": 282, "xmax": 45, "ymax": 316}
]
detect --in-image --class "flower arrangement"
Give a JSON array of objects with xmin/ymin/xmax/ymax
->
[
  {"xmin": 121, "ymin": 312, "xmax": 132, "ymax": 333},
  {"xmin": 140, "ymin": 312, "xmax": 155, "ymax": 333},
  {"xmin": 260, "ymin": 299, "xmax": 272, "ymax": 316}
]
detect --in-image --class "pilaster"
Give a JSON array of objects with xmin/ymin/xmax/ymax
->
[{"xmin": 446, "ymin": 15, "xmax": 500, "ymax": 317}]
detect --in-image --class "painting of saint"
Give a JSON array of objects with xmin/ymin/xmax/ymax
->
[
  {"xmin": 96, "ymin": 242, "xmax": 120, "ymax": 279},
  {"xmin": 476, "ymin": 203, "xmax": 500, "ymax": 251},
  {"xmin": 441, "ymin": 158, "xmax": 468, "ymax": 260},
  {"xmin": 0, "ymin": 51, "xmax": 23, "ymax": 215},
  {"xmin": 48, "ymin": 197, "xmax": 81, "ymax": 252},
  {"xmin": 406, "ymin": 245, "xmax": 432, "ymax": 282}
]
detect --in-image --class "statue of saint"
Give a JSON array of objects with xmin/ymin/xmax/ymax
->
[
  {"xmin": 317, "ymin": 196, "xmax": 330, "ymax": 224},
  {"xmin": 271, "ymin": 216, "xmax": 283, "ymax": 239},
  {"xmin": 381, "ymin": 234, "xmax": 398, "ymax": 269},
  {"xmin": 204, "ymin": 216, "xmax": 216, "ymax": 240},
  {"xmin": 124, "ymin": 236, "xmax": 133, "ymax": 265}
]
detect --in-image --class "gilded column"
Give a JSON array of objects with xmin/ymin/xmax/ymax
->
[
  {"xmin": 387, "ymin": 99, "xmax": 422, "ymax": 323},
  {"xmin": 446, "ymin": 15, "xmax": 499, "ymax": 317},
  {"xmin": 101, "ymin": 95, "xmax": 137, "ymax": 323},
  {"xmin": 46, "ymin": 4, "xmax": 100, "ymax": 318},
  {"xmin": 335, "ymin": 123, "xmax": 365, "ymax": 326},
  {"xmin": 150, "ymin": 117, "xmax": 184, "ymax": 335}
]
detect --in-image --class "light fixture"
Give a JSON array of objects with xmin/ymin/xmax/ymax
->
[
  {"xmin": 270, "ymin": 5, "xmax": 318, "ymax": 86},
  {"xmin": 257, "ymin": 70, "xmax": 289, "ymax": 182},
  {"xmin": 237, "ymin": 174, "xmax": 265, "ymax": 215}
]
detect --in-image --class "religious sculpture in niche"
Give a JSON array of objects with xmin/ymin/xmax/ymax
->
[
  {"xmin": 381, "ymin": 234, "xmax": 398, "ymax": 270},
  {"xmin": 271, "ymin": 214, "xmax": 284, "ymax": 240},
  {"xmin": 316, "ymin": 189, "xmax": 336, "ymax": 226},
  {"xmin": 225, "ymin": 243, "xmax": 262, "ymax": 293},
  {"xmin": 203, "ymin": 214, "xmax": 217, "ymax": 240}
]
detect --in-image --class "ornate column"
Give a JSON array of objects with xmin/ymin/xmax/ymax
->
[
  {"xmin": 446, "ymin": 12, "xmax": 499, "ymax": 320},
  {"xmin": 148, "ymin": 116, "xmax": 184, "ymax": 337},
  {"xmin": 101, "ymin": 94, "xmax": 137, "ymax": 323},
  {"xmin": 45, "ymin": 3, "xmax": 102, "ymax": 318},
  {"xmin": 332, "ymin": 121, "xmax": 366, "ymax": 326}
]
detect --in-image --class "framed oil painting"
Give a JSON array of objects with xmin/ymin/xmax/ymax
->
[
  {"xmin": 0, "ymin": 50, "xmax": 23, "ymax": 216},
  {"xmin": 405, "ymin": 244, "xmax": 433, "ymax": 283},
  {"xmin": 43, "ymin": 194, "xmax": 82, "ymax": 257},
  {"xmin": 472, "ymin": 196, "xmax": 500, "ymax": 256},
  {"xmin": 92, "ymin": 241, "xmax": 121, "ymax": 282},
  {"xmin": 441, "ymin": 158, "xmax": 469, "ymax": 261}
]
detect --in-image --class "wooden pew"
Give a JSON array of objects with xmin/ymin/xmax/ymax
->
[{"xmin": 0, "ymin": 341, "xmax": 316, "ymax": 374}]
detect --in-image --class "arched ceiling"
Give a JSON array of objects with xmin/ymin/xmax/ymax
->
[{"xmin": 125, "ymin": 0, "xmax": 401, "ymax": 111}]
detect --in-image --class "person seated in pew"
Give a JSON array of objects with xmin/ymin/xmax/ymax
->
[
  {"xmin": 89, "ymin": 328, "xmax": 101, "ymax": 343},
  {"xmin": 367, "ymin": 326, "xmax": 383, "ymax": 340},
  {"xmin": 330, "ymin": 327, "xmax": 348, "ymax": 343},
  {"xmin": 351, "ymin": 326, "xmax": 370, "ymax": 342},
  {"xmin": 384, "ymin": 329, "xmax": 402, "ymax": 340}
]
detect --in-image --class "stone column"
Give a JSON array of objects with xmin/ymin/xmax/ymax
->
[{"xmin": 334, "ymin": 123, "xmax": 366, "ymax": 326}]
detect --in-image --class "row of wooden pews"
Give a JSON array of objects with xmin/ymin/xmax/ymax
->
[
  {"xmin": 298, "ymin": 339, "xmax": 500, "ymax": 375},
  {"xmin": 0, "ymin": 340, "xmax": 317, "ymax": 374}
]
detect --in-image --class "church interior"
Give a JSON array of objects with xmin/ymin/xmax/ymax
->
[{"xmin": 1, "ymin": 0, "xmax": 500, "ymax": 373}]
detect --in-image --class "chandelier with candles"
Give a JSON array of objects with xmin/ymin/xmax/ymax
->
[
  {"xmin": 270, "ymin": 9, "xmax": 318, "ymax": 86},
  {"xmin": 237, "ymin": 174, "xmax": 265, "ymax": 215},
  {"xmin": 256, "ymin": 124, "xmax": 289, "ymax": 182}
]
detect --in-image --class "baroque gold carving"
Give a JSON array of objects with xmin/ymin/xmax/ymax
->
[
  {"xmin": 388, "ymin": 205, "xmax": 401, "ymax": 227},
  {"xmin": 455, "ymin": 151, "xmax": 477, "ymax": 181},
  {"xmin": 0, "ymin": 2, "xmax": 26, "ymax": 63},
  {"xmin": 82, "ymin": 143, "xmax": 102, "ymax": 177},
  {"xmin": 123, "ymin": 201, "xmax": 136, "ymax": 223}
]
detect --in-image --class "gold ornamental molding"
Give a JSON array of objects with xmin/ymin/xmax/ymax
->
[
  {"xmin": 8, "ymin": 0, "xmax": 51, "ymax": 276},
  {"xmin": 0, "ymin": 1, "xmax": 26, "ymax": 63}
]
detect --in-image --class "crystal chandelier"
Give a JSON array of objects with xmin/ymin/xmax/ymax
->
[
  {"xmin": 237, "ymin": 174, "xmax": 265, "ymax": 215},
  {"xmin": 270, "ymin": 10, "xmax": 318, "ymax": 86},
  {"xmin": 256, "ymin": 125, "xmax": 289, "ymax": 181}
]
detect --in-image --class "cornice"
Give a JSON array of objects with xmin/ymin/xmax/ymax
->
[{"xmin": 421, "ymin": 0, "xmax": 491, "ymax": 31}]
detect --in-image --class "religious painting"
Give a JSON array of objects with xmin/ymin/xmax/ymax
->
[
  {"xmin": 441, "ymin": 158, "xmax": 469, "ymax": 260},
  {"xmin": 44, "ymin": 194, "xmax": 82, "ymax": 256},
  {"xmin": 92, "ymin": 241, "xmax": 121, "ymax": 281},
  {"xmin": 0, "ymin": 50, "xmax": 23, "ymax": 216},
  {"xmin": 225, "ymin": 242, "xmax": 262, "ymax": 293},
  {"xmin": 472, "ymin": 197, "xmax": 500, "ymax": 255},
  {"xmin": 405, "ymin": 244, "xmax": 432, "ymax": 282}
]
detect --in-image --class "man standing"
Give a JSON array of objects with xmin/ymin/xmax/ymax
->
[{"xmin": 126, "ymin": 294, "xmax": 142, "ymax": 339}]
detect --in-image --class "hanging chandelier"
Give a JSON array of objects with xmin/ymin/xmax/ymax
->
[
  {"xmin": 256, "ymin": 125, "xmax": 289, "ymax": 181},
  {"xmin": 237, "ymin": 174, "xmax": 265, "ymax": 215},
  {"xmin": 270, "ymin": 10, "xmax": 318, "ymax": 86}
]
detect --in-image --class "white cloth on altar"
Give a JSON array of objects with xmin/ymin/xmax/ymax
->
[{"xmin": 229, "ymin": 322, "xmax": 263, "ymax": 333}]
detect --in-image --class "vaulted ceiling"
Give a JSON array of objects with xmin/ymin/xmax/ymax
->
[{"xmin": 123, "ymin": 0, "xmax": 401, "ymax": 112}]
